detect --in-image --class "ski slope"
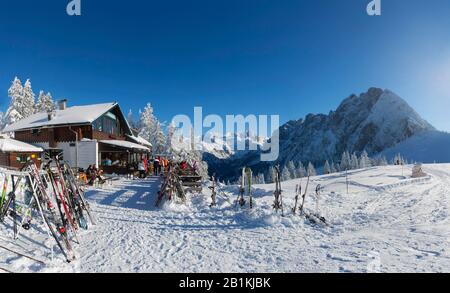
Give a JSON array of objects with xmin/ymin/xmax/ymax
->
[{"xmin": 1, "ymin": 164, "xmax": 450, "ymax": 273}]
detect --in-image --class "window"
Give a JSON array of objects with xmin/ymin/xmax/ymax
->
[
  {"xmin": 92, "ymin": 112, "xmax": 121, "ymax": 135},
  {"xmin": 16, "ymin": 155, "xmax": 30, "ymax": 163}
]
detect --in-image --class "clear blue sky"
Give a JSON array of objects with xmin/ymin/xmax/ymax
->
[{"xmin": 0, "ymin": 0, "xmax": 449, "ymax": 131}]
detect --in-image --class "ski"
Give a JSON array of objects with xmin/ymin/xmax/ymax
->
[
  {"xmin": 303, "ymin": 211, "xmax": 330, "ymax": 227},
  {"xmin": 299, "ymin": 173, "xmax": 310, "ymax": 216},
  {"xmin": 0, "ymin": 176, "xmax": 8, "ymax": 217},
  {"xmin": 209, "ymin": 175, "xmax": 217, "ymax": 207},
  {"xmin": 273, "ymin": 166, "xmax": 284, "ymax": 216},
  {"xmin": 63, "ymin": 161, "xmax": 96, "ymax": 225},
  {"xmin": 0, "ymin": 244, "xmax": 46, "ymax": 265},
  {"xmin": 236, "ymin": 167, "xmax": 246, "ymax": 207},
  {"xmin": 246, "ymin": 167, "xmax": 253, "ymax": 209},
  {"xmin": 292, "ymin": 180, "xmax": 302, "ymax": 214},
  {"xmin": 0, "ymin": 266, "xmax": 14, "ymax": 273}
]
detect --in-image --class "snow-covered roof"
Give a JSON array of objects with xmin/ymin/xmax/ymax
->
[
  {"xmin": 126, "ymin": 135, "xmax": 152, "ymax": 148},
  {"xmin": 2, "ymin": 102, "xmax": 118, "ymax": 132},
  {"xmin": 99, "ymin": 140, "xmax": 150, "ymax": 151},
  {"xmin": 0, "ymin": 137, "xmax": 44, "ymax": 153}
]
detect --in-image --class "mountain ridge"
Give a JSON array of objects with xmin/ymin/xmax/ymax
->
[{"xmin": 203, "ymin": 87, "xmax": 440, "ymax": 181}]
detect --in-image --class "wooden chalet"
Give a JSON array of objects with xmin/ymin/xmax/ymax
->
[
  {"xmin": 0, "ymin": 136, "xmax": 43, "ymax": 169},
  {"xmin": 2, "ymin": 100, "xmax": 152, "ymax": 174}
]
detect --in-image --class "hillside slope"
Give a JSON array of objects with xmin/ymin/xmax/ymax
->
[{"xmin": 1, "ymin": 164, "xmax": 450, "ymax": 272}]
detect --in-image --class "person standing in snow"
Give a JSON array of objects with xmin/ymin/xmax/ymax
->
[
  {"xmin": 154, "ymin": 156, "xmax": 160, "ymax": 176},
  {"xmin": 143, "ymin": 157, "xmax": 148, "ymax": 176},
  {"xmin": 138, "ymin": 160, "xmax": 146, "ymax": 178}
]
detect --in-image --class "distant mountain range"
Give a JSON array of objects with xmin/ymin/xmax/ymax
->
[{"xmin": 202, "ymin": 88, "xmax": 450, "ymax": 181}]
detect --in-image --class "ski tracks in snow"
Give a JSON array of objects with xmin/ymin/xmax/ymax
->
[{"xmin": 2, "ymin": 165, "xmax": 450, "ymax": 272}]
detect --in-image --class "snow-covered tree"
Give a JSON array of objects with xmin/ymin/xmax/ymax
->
[
  {"xmin": 139, "ymin": 103, "xmax": 167, "ymax": 154},
  {"xmin": 22, "ymin": 79, "xmax": 35, "ymax": 118},
  {"xmin": 35, "ymin": 91, "xmax": 55, "ymax": 113},
  {"xmin": 0, "ymin": 112, "xmax": 4, "ymax": 131},
  {"xmin": 307, "ymin": 162, "xmax": 316, "ymax": 176},
  {"xmin": 330, "ymin": 161, "xmax": 337, "ymax": 173},
  {"xmin": 393, "ymin": 153, "xmax": 405, "ymax": 165},
  {"xmin": 323, "ymin": 160, "xmax": 331, "ymax": 174},
  {"xmin": 165, "ymin": 122, "xmax": 177, "ymax": 155},
  {"xmin": 286, "ymin": 160, "xmax": 296, "ymax": 179},
  {"xmin": 4, "ymin": 77, "xmax": 24, "ymax": 125},
  {"xmin": 267, "ymin": 166, "xmax": 276, "ymax": 183},
  {"xmin": 340, "ymin": 151, "xmax": 351, "ymax": 171},
  {"xmin": 350, "ymin": 153, "xmax": 359, "ymax": 170},
  {"xmin": 257, "ymin": 173, "xmax": 265, "ymax": 184},
  {"xmin": 377, "ymin": 156, "xmax": 388, "ymax": 166},
  {"xmin": 359, "ymin": 150, "xmax": 372, "ymax": 169},
  {"xmin": 295, "ymin": 162, "xmax": 306, "ymax": 178},
  {"xmin": 281, "ymin": 167, "xmax": 291, "ymax": 181}
]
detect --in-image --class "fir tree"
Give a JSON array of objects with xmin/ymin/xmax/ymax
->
[
  {"xmin": 330, "ymin": 161, "xmax": 337, "ymax": 173},
  {"xmin": 350, "ymin": 153, "xmax": 359, "ymax": 170},
  {"xmin": 359, "ymin": 150, "xmax": 372, "ymax": 168},
  {"xmin": 307, "ymin": 162, "xmax": 316, "ymax": 176},
  {"xmin": 4, "ymin": 77, "xmax": 24, "ymax": 125},
  {"xmin": 286, "ymin": 160, "xmax": 296, "ymax": 179},
  {"xmin": 257, "ymin": 173, "xmax": 265, "ymax": 184},
  {"xmin": 281, "ymin": 167, "xmax": 291, "ymax": 181},
  {"xmin": 165, "ymin": 121, "xmax": 179, "ymax": 156},
  {"xmin": 267, "ymin": 166, "xmax": 276, "ymax": 183},
  {"xmin": 22, "ymin": 79, "xmax": 35, "ymax": 118},
  {"xmin": 127, "ymin": 109, "xmax": 136, "ymax": 129},
  {"xmin": 35, "ymin": 91, "xmax": 55, "ymax": 113},
  {"xmin": 139, "ymin": 103, "xmax": 167, "ymax": 154},
  {"xmin": 323, "ymin": 160, "xmax": 331, "ymax": 174},
  {"xmin": 295, "ymin": 162, "xmax": 306, "ymax": 178},
  {"xmin": 340, "ymin": 151, "xmax": 351, "ymax": 171}
]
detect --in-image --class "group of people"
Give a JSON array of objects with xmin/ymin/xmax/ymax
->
[
  {"xmin": 85, "ymin": 165, "xmax": 106, "ymax": 185},
  {"xmin": 136, "ymin": 156, "xmax": 171, "ymax": 178},
  {"xmin": 81, "ymin": 156, "xmax": 176, "ymax": 184}
]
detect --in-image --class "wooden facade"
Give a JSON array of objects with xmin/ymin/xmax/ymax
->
[
  {"xmin": 14, "ymin": 105, "xmax": 128, "ymax": 145},
  {"xmin": 15, "ymin": 125, "xmax": 126, "ymax": 145},
  {"xmin": 8, "ymin": 103, "xmax": 149, "ymax": 173},
  {"xmin": 0, "ymin": 151, "xmax": 42, "ymax": 170}
]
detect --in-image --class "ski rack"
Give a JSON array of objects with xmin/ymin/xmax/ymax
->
[
  {"xmin": 156, "ymin": 165, "xmax": 186, "ymax": 207},
  {"xmin": 0, "ymin": 166, "xmax": 59, "ymax": 259},
  {"xmin": 0, "ymin": 158, "xmax": 95, "ymax": 263}
]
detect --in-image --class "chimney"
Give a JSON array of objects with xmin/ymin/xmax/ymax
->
[{"xmin": 58, "ymin": 99, "xmax": 68, "ymax": 111}]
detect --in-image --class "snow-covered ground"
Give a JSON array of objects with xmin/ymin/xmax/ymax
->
[{"xmin": 1, "ymin": 164, "xmax": 450, "ymax": 273}]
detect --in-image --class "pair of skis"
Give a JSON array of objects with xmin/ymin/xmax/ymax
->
[
  {"xmin": 273, "ymin": 166, "xmax": 283, "ymax": 216},
  {"xmin": 236, "ymin": 167, "xmax": 253, "ymax": 209},
  {"xmin": 295, "ymin": 174, "xmax": 328, "ymax": 226},
  {"xmin": 271, "ymin": 167, "xmax": 329, "ymax": 226},
  {"xmin": 209, "ymin": 175, "xmax": 217, "ymax": 207}
]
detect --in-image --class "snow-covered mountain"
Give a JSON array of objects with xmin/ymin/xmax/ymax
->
[
  {"xmin": 381, "ymin": 130, "xmax": 450, "ymax": 163},
  {"xmin": 204, "ymin": 88, "xmax": 439, "ymax": 181}
]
